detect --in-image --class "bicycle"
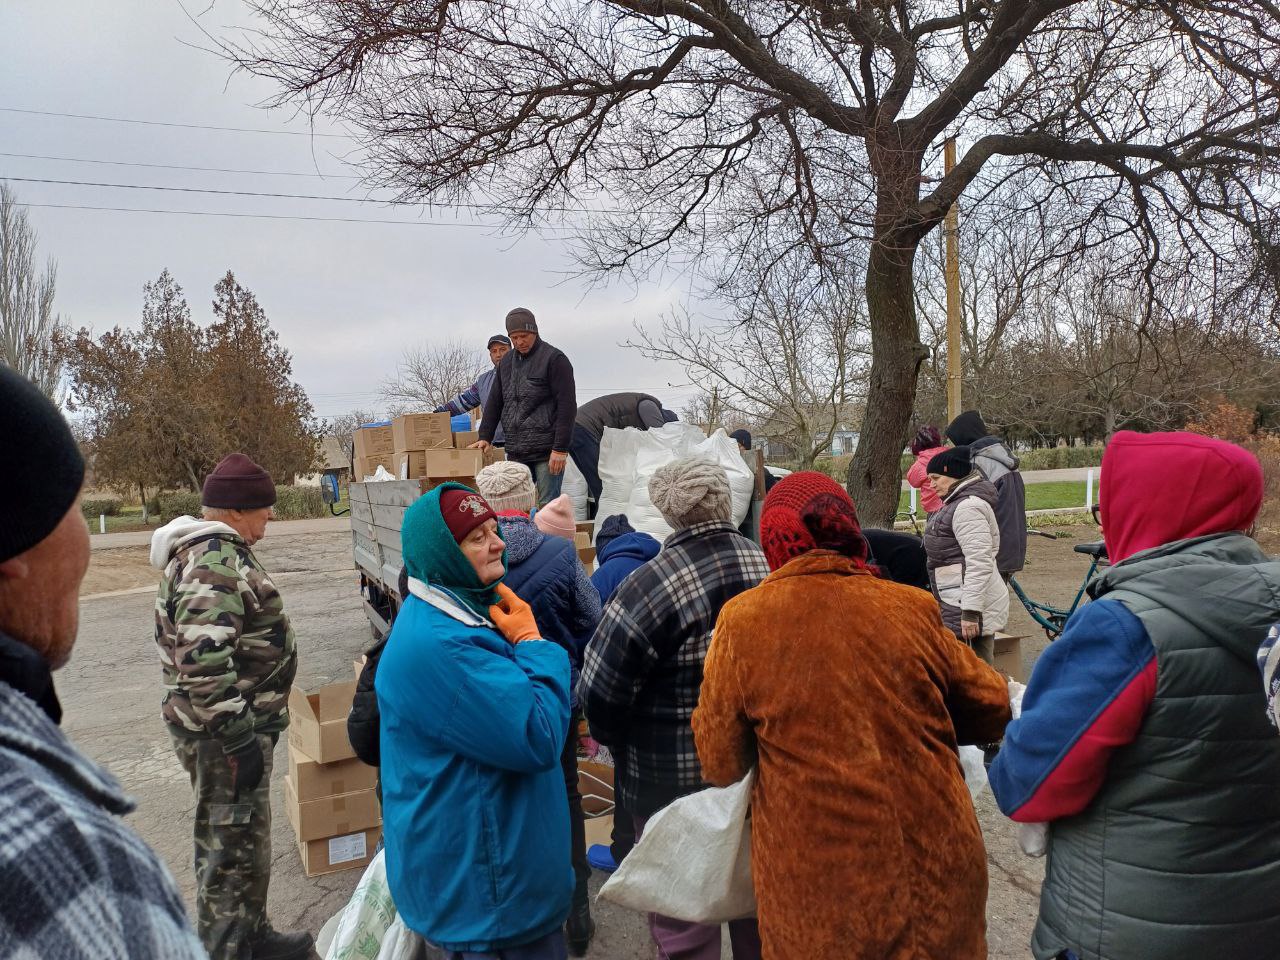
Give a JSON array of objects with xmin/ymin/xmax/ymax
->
[{"xmin": 1009, "ymin": 531, "xmax": 1108, "ymax": 639}]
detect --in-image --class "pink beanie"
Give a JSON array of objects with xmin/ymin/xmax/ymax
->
[{"xmin": 533, "ymin": 494, "xmax": 577, "ymax": 540}]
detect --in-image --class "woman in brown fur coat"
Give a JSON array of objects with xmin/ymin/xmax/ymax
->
[{"xmin": 692, "ymin": 471, "xmax": 1011, "ymax": 959}]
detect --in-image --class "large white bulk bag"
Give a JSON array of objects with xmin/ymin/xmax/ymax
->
[{"xmin": 594, "ymin": 423, "xmax": 755, "ymax": 542}]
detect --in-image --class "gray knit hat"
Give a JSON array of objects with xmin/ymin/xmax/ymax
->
[
  {"xmin": 505, "ymin": 307, "xmax": 538, "ymax": 334},
  {"xmin": 648, "ymin": 458, "xmax": 733, "ymax": 530},
  {"xmin": 475, "ymin": 460, "xmax": 537, "ymax": 514}
]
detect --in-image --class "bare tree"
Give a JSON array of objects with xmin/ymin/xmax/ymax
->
[
  {"xmin": 381, "ymin": 338, "xmax": 486, "ymax": 412},
  {"xmin": 0, "ymin": 185, "xmax": 64, "ymax": 398},
  {"xmin": 323, "ymin": 408, "xmax": 381, "ymax": 454},
  {"xmin": 237, "ymin": 1, "xmax": 1280, "ymax": 520},
  {"xmin": 630, "ymin": 255, "xmax": 867, "ymax": 469}
]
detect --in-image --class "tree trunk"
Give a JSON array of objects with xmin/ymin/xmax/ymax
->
[{"xmin": 847, "ymin": 242, "xmax": 927, "ymax": 525}]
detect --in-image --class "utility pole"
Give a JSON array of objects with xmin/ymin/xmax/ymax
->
[{"xmin": 944, "ymin": 137, "xmax": 963, "ymax": 421}]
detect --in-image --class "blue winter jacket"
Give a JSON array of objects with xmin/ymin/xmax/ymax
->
[
  {"xmin": 590, "ymin": 531, "xmax": 662, "ymax": 603},
  {"xmin": 499, "ymin": 516, "xmax": 601, "ymax": 707},
  {"xmin": 376, "ymin": 580, "xmax": 573, "ymax": 952}
]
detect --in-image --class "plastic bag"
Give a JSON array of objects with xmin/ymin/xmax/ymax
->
[
  {"xmin": 959, "ymin": 746, "xmax": 989, "ymax": 800},
  {"xmin": 599, "ymin": 770, "xmax": 755, "ymax": 923},
  {"xmin": 320, "ymin": 849, "xmax": 423, "ymax": 960},
  {"xmin": 595, "ymin": 423, "xmax": 755, "ymax": 542}
]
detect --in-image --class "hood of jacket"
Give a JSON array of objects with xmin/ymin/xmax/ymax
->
[
  {"xmin": 149, "ymin": 515, "xmax": 241, "ymax": 569},
  {"xmin": 597, "ymin": 531, "xmax": 661, "ymax": 566},
  {"xmin": 1101, "ymin": 430, "xmax": 1263, "ymax": 563},
  {"xmin": 1094, "ymin": 532, "xmax": 1280, "ymax": 669},
  {"xmin": 496, "ymin": 514, "xmax": 545, "ymax": 566},
  {"xmin": 945, "ymin": 410, "xmax": 988, "ymax": 446},
  {"xmin": 970, "ymin": 437, "xmax": 1019, "ymax": 472}
]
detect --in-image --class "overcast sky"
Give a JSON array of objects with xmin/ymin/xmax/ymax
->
[{"xmin": 0, "ymin": 1, "xmax": 702, "ymax": 421}]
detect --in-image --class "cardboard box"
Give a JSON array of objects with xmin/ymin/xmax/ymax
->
[
  {"xmin": 454, "ymin": 429, "xmax": 480, "ymax": 449},
  {"xmin": 583, "ymin": 814, "xmax": 613, "ymax": 849},
  {"xmin": 575, "ymin": 522, "xmax": 594, "ymax": 542},
  {"xmin": 425, "ymin": 448, "xmax": 485, "ymax": 478},
  {"xmin": 354, "ymin": 452, "xmax": 396, "ymax": 479},
  {"xmin": 392, "ymin": 412, "xmax": 452, "ymax": 452},
  {"xmin": 483, "ymin": 446, "xmax": 506, "ymax": 466},
  {"xmin": 578, "ymin": 547, "xmax": 596, "ymax": 568},
  {"xmin": 353, "ymin": 424, "xmax": 394, "ymax": 458},
  {"xmin": 993, "ymin": 633, "xmax": 1026, "ymax": 683},
  {"xmin": 425, "ymin": 475, "xmax": 481, "ymax": 492},
  {"xmin": 297, "ymin": 826, "xmax": 381, "ymax": 877},
  {"xmin": 288, "ymin": 748, "xmax": 376, "ymax": 801},
  {"xmin": 287, "ymin": 681, "xmax": 357, "ymax": 764},
  {"xmin": 284, "ymin": 777, "xmax": 381, "ymax": 842}
]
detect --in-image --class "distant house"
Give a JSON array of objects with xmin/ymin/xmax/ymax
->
[
  {"xmin": 758, "ymin": 403, "xmax": 863, "ymax": 463},
  {"xmin": 296, "ymin": 436, "xmax": 352, "ymax": 488}
]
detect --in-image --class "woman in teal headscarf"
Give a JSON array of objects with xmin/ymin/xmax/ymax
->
[{"xmin": 375, "ymin": 483, "xmax": 574, "ymax": 960}]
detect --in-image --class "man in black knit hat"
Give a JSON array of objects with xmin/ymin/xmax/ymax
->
[{"xmin": 0, "ymin": 365, "xmax": 205, "ymax": 958}]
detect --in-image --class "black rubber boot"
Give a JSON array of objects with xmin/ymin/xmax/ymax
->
[
  {"xmin": 251, "ymin": 926, "xmax": 314, "ymax": 960},
  {"xmin": 565, "ymin": 887, "xmax": 595, "ymax": 957}
]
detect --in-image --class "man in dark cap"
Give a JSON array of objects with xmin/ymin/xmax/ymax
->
[
  {"xmin": 435, "ymin": 333, "xmax": 512, "ymax": 445},
  {"xmin": 0, "ymin": 365, "xmax": 205, "ymax": 958},
  {"xmin": 150, "ymin": 453, "xmax": 309, "ymax": 960},
  {"xmin": 945, "ymin": 410, "xmax": 1027, "ymax": 577},
  {"xmin": 474, "ymin": 308, "xmax": 577, "ymax": 506},
  {"xmin": 569, "ymin": 392, "xmax": 677, "ymax": 510}
]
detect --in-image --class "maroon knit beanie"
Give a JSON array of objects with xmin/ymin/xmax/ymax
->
[
  {"xmin": 439, "ymin": 487, "xmax": 497, "ymax": 542},
  {"xmin": 759, "ymin": 471, "xmax": 868, "ymax": 572},
  {"xmin": 201, "ymin": 453, "xmax": 276, "ymax": 510}
]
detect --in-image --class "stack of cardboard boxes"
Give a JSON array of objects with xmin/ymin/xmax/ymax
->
[
  {"xmin": 388, "ymin": 411, "xmax": 503, "ymax": 485},
  {"xmin": 353, "ymin": 422, "xmax": 396, "ymax": 480},
  {"xmin": 284, "ymin": 680, "xmax": 381, "ymax": 877}
]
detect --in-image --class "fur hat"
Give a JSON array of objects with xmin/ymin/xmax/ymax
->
[
  {"xmin": 648, "ymin": 458, "xmax": 733, "ymax": 530},
  {"xmin": 475, "ymin": 461, "xmax": 537, "ymax": 515},
  {"xmin": 533, "ymin": 494, "xmax": 576, "ymax": 540},
  {"xmin": 202, "ymin": 453, "xmax": 276, "ymax": 510}
]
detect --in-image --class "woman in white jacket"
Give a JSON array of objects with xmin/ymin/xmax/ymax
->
[{"xmin": 922, "ymin": 446, "xmax": 1009, "ymax": 664}]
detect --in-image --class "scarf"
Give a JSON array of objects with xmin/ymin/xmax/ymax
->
[{"xmin": 401, "ymin": 482, "xmax": 507, "ymax": 619}]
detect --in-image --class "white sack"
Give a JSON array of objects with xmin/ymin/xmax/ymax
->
[
  {"xmin": 595, "ymin": 423, "xmax": 755, "ymax": 542},
  {"xmin": 562, "ymin": 455, "xmax": 590, "ymax": 521},
  {"xmin": 599, "ymin": 770, "xmax": 755, "ymax": 924}
]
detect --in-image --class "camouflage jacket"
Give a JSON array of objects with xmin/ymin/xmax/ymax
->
[{"xmin": 151, "ymin": 517, "xmax": 297, "ymax": 750}]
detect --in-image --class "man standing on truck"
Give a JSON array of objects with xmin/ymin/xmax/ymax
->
[
  {"xmin": 150, "ymin": 453, "xmax": 309, "ymax": 960},
  {"xmin": 474, "ymin": 307, "xmax": 577, "ymax": 507},
  {"xmin": 434, "ymin": 333, "xmax": 511, "ymax": 446}
]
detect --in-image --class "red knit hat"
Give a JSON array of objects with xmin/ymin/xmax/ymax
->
[
  {"xmin": 201, "ymin": 453, "xmax": 276, "ymax": 510},
  {"xmin": 759, "ymin": 471, "xmax": 869, "ymax": 572},
  {"xmin": 439, "ymin": 487, "xmax": 497, "ymax": 543}
]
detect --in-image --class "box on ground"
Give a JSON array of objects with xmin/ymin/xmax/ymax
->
[
  {"xmin": 297, "ymin": 826, "xmax": 381, "ymax": 877},
  {"xmin": 994, "ymin": 633, "xmax": 1026, "ymax": 683},
  {"xmin": 354, "ymin": 453, "xmax": 396, "ymax": 479},
  {"xmin": 583, "ymin": 814, "xmax": 613, "ymax": 849},
  {"xmin": 575, "ymin": 522, "xmax": 594, "ymax": 542},
  {"xmin": 454, "ymin": 429, "xmax": 479, "ymax": 448},
  {"xmin": 353, "ymin": 424, "xmax": 394, "ymax": 458},
  {"xmin": 288, "ymin": 748, "xmax": 376, "ymax": 801},
  {"xmin": 392, "ymin": 412, "xmax": 452, "ymax": 452},
  {"xmin": 288, "ymin": 681, "xmax": 357, "ymax": 764},
  {"xmin": 284, "ymin": 776, "xmax": 381, "ymax": 842}
]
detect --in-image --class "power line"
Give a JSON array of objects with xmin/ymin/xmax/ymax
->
[
  {"xmin": 0, "ymin": 175, "xmax": 609, "ymax": 218},
  {"xmin": 0, "ymin": 106, "xmax": 352, "ymax": 139},
  {"xmin": 16, "ymin": 201, "xmax": 570, "ymax": 230},
  {"xmin": 0, "ymin": 151, "xmax": 363, "ymax": 180}
]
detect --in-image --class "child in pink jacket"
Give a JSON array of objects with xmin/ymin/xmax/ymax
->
[{"xmin": 906, "ymin": 424, "xmax": 948, "ymax": 514}]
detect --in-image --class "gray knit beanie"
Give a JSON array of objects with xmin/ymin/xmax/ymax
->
[
  {"xmin": 475, "ymin": 460, "xmax": 537, "ymax": 514},
  {"xmin": 648, "ymin": 458, "xmax": 733, "ymax": 531}
]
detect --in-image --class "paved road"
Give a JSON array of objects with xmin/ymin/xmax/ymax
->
[
  {"xmin": 90, "ymin": 516, "xmax": 352, "ymax": 550},
  {"xmin": 69, "ymin": 531, "xmax": 1042, "ymax": 958}
]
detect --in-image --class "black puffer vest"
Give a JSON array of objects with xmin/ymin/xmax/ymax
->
[
  {"xmin": 922, "ymin": 475, "xmax": 999, "ymax": 633},
  {"xmin": 495, "ymin": 339, "xmax": 566, "ymax": 463}
]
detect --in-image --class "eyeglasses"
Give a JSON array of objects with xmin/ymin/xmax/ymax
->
[{"xmin": 1090, "ymin": 503, "xmax": 1102, "ymax": 525}]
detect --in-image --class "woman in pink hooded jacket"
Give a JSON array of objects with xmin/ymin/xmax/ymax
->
[{"xmin": 905, "ymin": 424, "xmax": 948, "ymax": 514}]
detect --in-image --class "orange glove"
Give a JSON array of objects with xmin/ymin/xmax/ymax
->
[{"xmin": 489, "ymin": 583, "xmax": 541, "ymax": 644}]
